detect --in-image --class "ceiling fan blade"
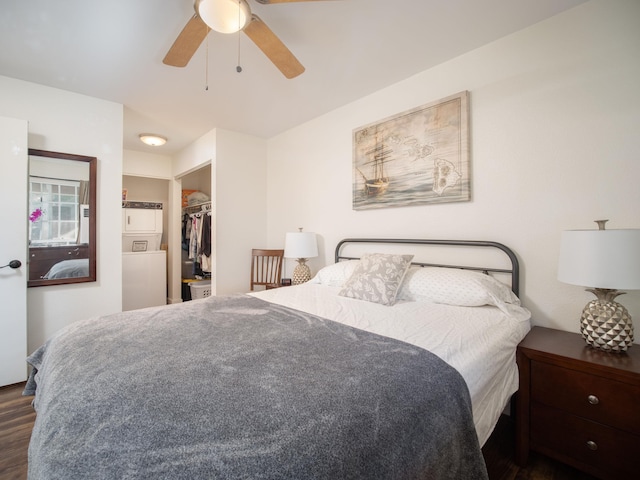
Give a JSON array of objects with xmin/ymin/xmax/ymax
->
[
  {"xmin": 243, "ymin": 14, "xmax": 305, "ymax": 79},
  {"xmin": 255, "ymin": 0, "xmax": 329, "ymax": 4},
  {"xmin": 163, "ymin": 14, "xmax": 209, "ymax": 67}
]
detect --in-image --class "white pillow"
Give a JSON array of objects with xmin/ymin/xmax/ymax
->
[
  {"xmin": 339, "ymin": 253, "xmax": 414, "ymax": 306},
  {"xmin": 397, "ymin": 266, "xmax": 520, "ymax": 307},
  {"xmin": 310, "ymin": 260, "xmax": 360, "ymax": 287}
]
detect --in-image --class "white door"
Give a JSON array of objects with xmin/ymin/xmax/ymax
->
[{"xmin": 0, "ymin": 116, "xmax": 28, "ymax": 386}]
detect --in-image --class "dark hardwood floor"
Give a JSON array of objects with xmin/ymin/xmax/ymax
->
[
  {"xmin": 0, "ymin": 383, "xmax": 34, "ymax": 480},
  {"xmin": 0, "ymin": 382, "xmax": 597, "ymax": 480}
]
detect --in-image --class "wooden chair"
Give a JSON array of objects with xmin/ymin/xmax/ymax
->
[{"xmin": 250, "ymin": 249, "xmax": 284, "ymax": 291}]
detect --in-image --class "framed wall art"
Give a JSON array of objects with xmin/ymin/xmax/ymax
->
[{"xmin": 352, "ymin": 91, "xmax": 470, "ymax": 210}]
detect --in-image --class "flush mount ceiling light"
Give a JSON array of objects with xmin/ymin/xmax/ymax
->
[
  {"xmin": 139, "ymin": 134, "xmax": 167, "ymax": 147},
  {"xmin": 197, "ymin": 0, "xmax": 250, "ymax": 34}
]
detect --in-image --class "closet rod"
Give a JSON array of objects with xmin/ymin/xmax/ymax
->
[{"xmin": 183, "ymin": 201, "xmax": 211, "ymax": 215}]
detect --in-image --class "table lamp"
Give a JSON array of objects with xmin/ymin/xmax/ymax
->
[
  {"xmin": 284, "ymin": 228, "xmax": 318, "ymax": 285},
  {"xmin": 558, "ymin": 220, "xmax": 640, "ymax": 352}
]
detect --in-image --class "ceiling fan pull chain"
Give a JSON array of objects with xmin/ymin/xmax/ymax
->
[
  {"xmin": 236, "ymin": 0, "xmax": 243, "ymax": 73},
  {"xmin": 205, "ymin": 29, "xmax": 210, "ymax": 91}
]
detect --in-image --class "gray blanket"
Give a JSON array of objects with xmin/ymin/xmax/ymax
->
[{"xmin": 24, "ymin": 294, "xmax": 488, "ymax": 479}]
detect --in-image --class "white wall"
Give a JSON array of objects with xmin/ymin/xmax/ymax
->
[
  {"xmin": 214, "ymin": 129, "xmax": 268, "ymax": 294},
  {"xmin": 0, "ymin": 75, "xmax": 123, "ymax": 352},
  {"xmin": 266, "ymin": 0, "xmax": 640, "ymax": 338},
  {"xmin": 123, "ymin": 149, "xmax": 172, "ymax": 179},
  {"xmin": 171, "ymin": 128, "xmax": 267, "ymax": 297},
  {"xmin": 172, "ymin": 129, "xmax": 216, "ymax": 178}
]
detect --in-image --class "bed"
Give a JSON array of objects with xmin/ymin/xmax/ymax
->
[
  {"xmin": 42, "ymin": 258, "xmax": 89, "ymax": 279},
  {"xmin": 24, "ymin": 238, "xmax": 531, "ymax": 480}
]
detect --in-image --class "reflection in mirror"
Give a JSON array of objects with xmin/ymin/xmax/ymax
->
[{"xmin": 27, "ymin": 149, "xmax": 96, "ymax": 287}]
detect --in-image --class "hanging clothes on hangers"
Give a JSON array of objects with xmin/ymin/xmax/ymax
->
[
  {"xmin": 182, "ymin": 213, "xmax": 191, "ymax": 251},
  {"xmin": 199, "ymin": 213, "xmax": 212, "ymax": 270},
  {"xmin": 185, "ymin": 203, "xmax": 212, "ymax": 273}
]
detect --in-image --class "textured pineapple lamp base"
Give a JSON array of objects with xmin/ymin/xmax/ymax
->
[
  {"xmin": 292, "ymin": 259, "xmax": 311, "ymax": 285},
  {"xmin": 580, "ymin": 288, "xmax": 634, "ymax": 352}
]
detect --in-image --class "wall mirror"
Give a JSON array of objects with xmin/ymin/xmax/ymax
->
[{"xmin": 27, "ymin": 149, "xmax": 96, "ymax": 287}]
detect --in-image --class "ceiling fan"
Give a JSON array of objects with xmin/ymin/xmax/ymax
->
[{"xmin": 163, "ymin": 0, "xmax": 327, "ymax": 79}]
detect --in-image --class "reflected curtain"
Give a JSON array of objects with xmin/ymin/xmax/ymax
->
[
  {"xmin": 76, "ymin": 181, "xmax": 89, "ymax": 244},
  {"xmin": 79, "ymin": 181, "xmax": 89, "ymax": 204}
]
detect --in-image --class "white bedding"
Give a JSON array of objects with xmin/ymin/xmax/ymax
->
[{"xmin": 251, "ymin": 282, "xmax": 531, "ymax": 446}]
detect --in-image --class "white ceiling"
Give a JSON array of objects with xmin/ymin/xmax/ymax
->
[{"xmin": 0, "ymin": 0, "xmax": 587, "ymax": 155}]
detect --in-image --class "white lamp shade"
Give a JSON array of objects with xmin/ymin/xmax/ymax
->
[
  {"xmin": 558, "ymin": 229, "xmax": 640, "ymax": 289},
  {"xmin": 284, "ymin": 232, "xmax": 318, "ymax": 259},
  {"xmin": 197, "ymin": 0, "xmax": 250, "ymax": 34}
]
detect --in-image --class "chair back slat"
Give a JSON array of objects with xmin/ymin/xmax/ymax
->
[{"xmin": 251, "ymin": 249, "xmax": 284, "ymax": 290}]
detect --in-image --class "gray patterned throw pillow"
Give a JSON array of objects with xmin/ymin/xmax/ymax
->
[{"xmin": 339, "ymin": 253, "xmax": 414, "ymax": 305}]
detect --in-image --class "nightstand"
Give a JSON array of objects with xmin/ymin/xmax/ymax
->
[{"xmin": 516, "ymin": 326, "xmax": 640, "ymax": 479}]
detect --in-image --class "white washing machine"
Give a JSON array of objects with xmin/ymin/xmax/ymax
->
[{"xmin": 122, "ymin": 250, "xmax": 166, "ymax": 311}]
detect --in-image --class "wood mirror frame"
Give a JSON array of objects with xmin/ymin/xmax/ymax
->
[{"xmin": 27, "ymin": 149, "xmax": 97, "ymax": 287}]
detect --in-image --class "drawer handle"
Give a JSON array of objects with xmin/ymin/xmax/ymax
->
[
  {"xmin": 587, "ymin": 394, "xmax": 599, "ymax": 405},
  {"xmin": 587, "ymin": 440, "xmax": 598, "ymax": 451}
]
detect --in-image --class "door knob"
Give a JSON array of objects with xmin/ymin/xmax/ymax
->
[{"xmin": 0, "ymin": 260, "xmax": 22, "ymax": 269}]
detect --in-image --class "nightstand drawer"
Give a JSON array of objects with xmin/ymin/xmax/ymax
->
[
  {"xmin": 531, "ymin": 360, "xmax": 640, "ymax": 434},
  {"xmin": 531, "ymin": 402, "xmax": 640, "ymax": 477}
]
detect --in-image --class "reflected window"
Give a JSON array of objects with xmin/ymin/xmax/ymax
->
[{"xmin": 29, "ymin": 177, "xmax": 83, "ymax": 246}]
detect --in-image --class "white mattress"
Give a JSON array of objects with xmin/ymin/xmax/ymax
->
[{"xmin": 251, "ymin": 283, "xmax": 531, "ymax": 446}]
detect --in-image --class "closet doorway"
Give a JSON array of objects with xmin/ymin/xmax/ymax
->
[{"xmin": 178, "ymin": 164, "xmax": 212, "ymax": 301}]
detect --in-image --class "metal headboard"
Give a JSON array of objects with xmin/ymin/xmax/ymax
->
[{"xmin": 334, "ymin": 238, "xmax": 520, "ymax": 297}]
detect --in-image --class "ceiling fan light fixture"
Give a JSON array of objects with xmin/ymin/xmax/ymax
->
[
  {"xmin": 197, "ymin": 0, "xmax": 251, "ymax": 34},
  {"xmin": 139, "ymin": 134, "xmax": 167, "ymax": 147}
]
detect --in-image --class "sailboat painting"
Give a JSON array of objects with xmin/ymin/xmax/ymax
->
[{"xmin": 352, "ymin": 91, "xmax": 470, "ymax": 210}]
